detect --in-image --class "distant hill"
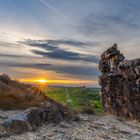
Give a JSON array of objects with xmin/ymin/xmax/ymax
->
[{"xmin": 0, "ymin": 74, "xmax": 47, "ymax": 110}]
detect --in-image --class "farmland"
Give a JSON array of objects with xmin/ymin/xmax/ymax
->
[{"xmin": 46, "ymin": 87, "xmax": 102, "ymax": 114}]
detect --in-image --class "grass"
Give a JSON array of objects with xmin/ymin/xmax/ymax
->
[{"xmin": 46, "ymin": 87, "xmax": 103, "ymax": 115}]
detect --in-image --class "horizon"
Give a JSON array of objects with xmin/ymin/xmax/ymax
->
[{"xmin": 0, "ymin": 0, "xmax": 140, "ymax": 86}]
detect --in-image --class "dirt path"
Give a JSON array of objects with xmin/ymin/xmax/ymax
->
[{"xmin": 1, "ymin": 114, "xmax": 140, "ymax": 140}]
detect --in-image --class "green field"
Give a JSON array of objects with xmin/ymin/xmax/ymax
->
[{"xmin": 46, "ymin": 87, "xmax": 103, "ymax": 114}]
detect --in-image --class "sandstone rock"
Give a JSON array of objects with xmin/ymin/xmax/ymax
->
[{"xmin": 99, "ymin": 44, "xmax": 140, "ymax": 120}]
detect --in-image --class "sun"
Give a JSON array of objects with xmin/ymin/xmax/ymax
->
[{"xmin": 37, "ymin": 79, "xmax": 48, "ymax": 84}]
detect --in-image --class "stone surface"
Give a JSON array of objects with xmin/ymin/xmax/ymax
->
[
  {"xmin": 99, "ymin": 44, "xmax": 140, "ymax": 120},
  {"xmin": 0, "ymin": 100, "xmax": 76, "ymax": 138},
  {"xmin": 1, "ymin": 114, "xmax": 140, "ymax": 140}
]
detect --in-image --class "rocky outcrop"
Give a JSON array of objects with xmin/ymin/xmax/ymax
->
[
  {"xmin": 99, "ymin": 44, "xmax": 140, "ymax": 120},
  {"xmin": 0, "ymin": 100, "xmax": 77, "ymax": 138},
  {"xmin": 2, "ymin": 114, "xmax": 140, "ymax": 140}
]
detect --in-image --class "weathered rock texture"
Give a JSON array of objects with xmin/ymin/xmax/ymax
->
[
  {"xmin": 0, "ymin": 100, "xmax": 77, "ymax": 138},
  {"xmin": 99, "ymin": 44, "xmax": 140, "ymax": 120}
]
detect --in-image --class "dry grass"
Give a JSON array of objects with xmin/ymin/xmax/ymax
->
[{"xmin": 0, "ymin": 74, "xmax": 47, "ymax": 110}]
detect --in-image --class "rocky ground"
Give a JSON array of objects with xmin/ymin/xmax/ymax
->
[{"xmin": 0, "ymin": 110, "xmax": 140, "ymax": 140}]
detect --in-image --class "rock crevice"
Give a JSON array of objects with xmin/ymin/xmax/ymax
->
[{"xmin": 99, "ymin": 44, "xmax": 140, "ymax": 120}]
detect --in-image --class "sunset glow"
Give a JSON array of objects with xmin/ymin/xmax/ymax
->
[
  {"xmin": 37, "ymin": 79, "xmax": 48, "ymax": 84},
  {"xmin": 20, "ymin": 78, "xmax": 98, "ymax": 86},
  {"xmin": 0, "ymin": 0, "xmax": 139, "ymax": 86}
]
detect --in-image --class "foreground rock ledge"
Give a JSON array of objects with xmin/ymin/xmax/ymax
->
[
  {"xmin": 0, "ymin": 100, "xmax": 76, "ymax": 138},
  {"xmin": 99, "ymin": 43, "xmax": 140, "ymax": 120}
]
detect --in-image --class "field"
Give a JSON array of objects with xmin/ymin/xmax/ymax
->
[
  {"xmin": 0, "ymin": 74, "xmax": 102, "ymax": 114},
  {"xmin": 46, "ymin": 87, "xmax": 103, "ymax": 114}
]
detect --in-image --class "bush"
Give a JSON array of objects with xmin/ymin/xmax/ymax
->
[{"xmin": 81, "ymin": 106, "xmax": 94, "ymax": 114}]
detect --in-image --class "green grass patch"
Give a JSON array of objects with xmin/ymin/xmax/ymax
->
[{"xmin": 46, "ymin": 87, "xmax": 103, "ymax": 115}]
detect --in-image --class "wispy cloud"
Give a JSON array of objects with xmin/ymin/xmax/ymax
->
[
  {"xmin": 21, "ymin": 39, "xmax": 90, "ymax": 48},
  {"xmin": 79, "ymin": 0, "xmax": 140, "ymax": 38},
  {"xmin": 0, "ymin": 41, "xmax": 45, "ymax": 58},
  {"xmin": 0, "ymin": 62, "xmax": 99, "ymax": 79},
  {"xmin": 21, "ymin": 39, "xmax": 99, "ymax": 63}
]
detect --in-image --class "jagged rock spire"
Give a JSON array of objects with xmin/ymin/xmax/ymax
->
[
  {"xmin": 99, "ymin": 44, "xmax": 140, "ymax": 120},
  {"xmin": 99, "ymin": 43, "xmax": 125, "ymax": 73}
]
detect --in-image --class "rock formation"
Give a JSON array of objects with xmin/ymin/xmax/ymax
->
[
  {"xmin": 0, "ymin": 100, "xmax": 77, "ymax": 138},
  {"xmin": 99, "ymin": 44, "xmax": 140, "ymax": 120}
]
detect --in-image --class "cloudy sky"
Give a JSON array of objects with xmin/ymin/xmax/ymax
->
[{"xmin": 0, "ymin": 0, "xmax": 140, "ymax": 86}]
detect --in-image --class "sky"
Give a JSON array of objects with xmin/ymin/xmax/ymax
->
[{"xmin": 0, "ymin": 0, "xmax": 140, "ymax": 86}]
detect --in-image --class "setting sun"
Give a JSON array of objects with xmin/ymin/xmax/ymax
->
[{"xmin": 37, "ymin": 79, "xmax": 48, "ymax": 84}]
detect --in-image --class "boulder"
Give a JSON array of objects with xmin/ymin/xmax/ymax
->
[
  {"xmin": 99, "ymin": 44, "xmax": 140, "ymax": 120},
  {"xmin": 0, "ymin": 100, "xmax": 76, "ymax": 138}
]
